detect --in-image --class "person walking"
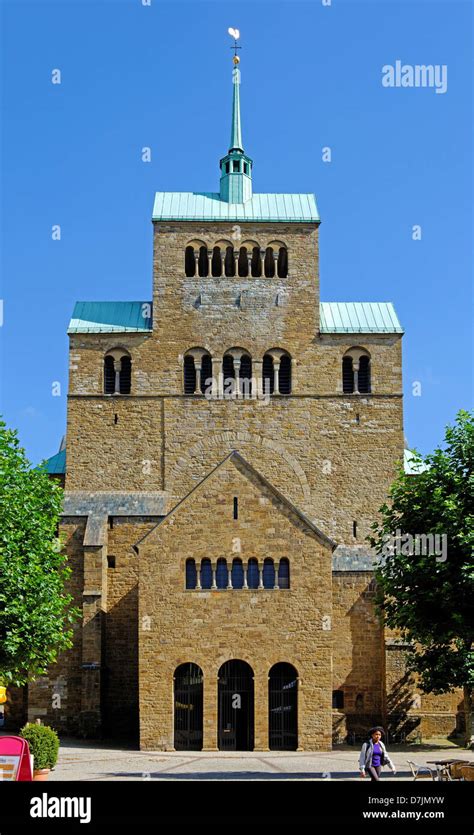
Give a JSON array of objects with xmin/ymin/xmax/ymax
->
[{"xmin": 359, "ymin": 726, "xmax": 396, "ymax": 781}]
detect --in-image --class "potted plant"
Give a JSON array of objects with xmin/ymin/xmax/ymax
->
[{"xmin": 20, "ymin": 722, "xmax": 59, "ymax": 780}]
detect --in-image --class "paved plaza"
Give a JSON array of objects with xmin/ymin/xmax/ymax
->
[{"xmin": 45, "ymin": 739, "xmax": 474, "ymax": 781}]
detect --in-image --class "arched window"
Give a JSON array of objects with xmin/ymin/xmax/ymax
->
[
  {"xmin": 263, "ymin": 558, "xmax": 275, "ymax": 589},
  {"xmin": 104, "ymin": 355, "xmax": 115, "ymax": 394},
  {"xmin": 238, "ymin": 247, "xmax": 249, "ymax": 277},
  {"xmin": 224, "ymin": 246, "xmax": 235, "ymax": 277},
  {"xmin": 186, "ymin": 559, "xmax": 197, "ymax": 589},
  {"xmin": 279, "ymin": 354, "xmax": 291, "ymax": 394},
  {"xmin": 263, "ymin": 354, "xmax": 274, "ymax": 395},
  {"xmin": 223, "ymin": 354, "xmax": 235, "ymax": 396},
  {"xmin": 184, "ymin": 355, "xmax": 196, "ymax": 394},
  {"xmin": 104, "ymin": 351, "xmax": 131, "ymax": 394},
  {"xmin": 343, "ymin": 350, "xmax": 371, "ymax": 394},
  {"xmin": 216, "ymin": 558, "xmax": 228, "ymax": 589},
  {"xmin": 200, "ymin": 354, "xmax": 212, "ymax": 394},
  {"xmin": 211, "ymin": 246, "xmax": 222, "ymax": 277},
  {"xmin": 251, "ymin": 246, "xmax": 261, "ymax": 277},
  {"xmin": 342, "ymin": 356, "xmax": 354, "ymax": 393},
  {"xmin": 240, "ymin": 354, "xmax": 252, "ymax": 397},
  {"xmin": 358, "ymin": 355, "xmax": 371, "ymax": 393},
  {"xmin": 231, "ymin": 558, "xmax": 244, "ymax": 589},
  {"xmin": 198, "ymin": 245, "xmax": 208, "ymax": 277},
  {"xmin": 120, "ymin": 357, "xmax": 131, "ymax": 394},
  {"xmin": 278, "ymin": 247, "xmax": 288, "ymax": 278},
  {"xmin": 264, "ymin": 247, "xmax": 275, "ymax": 278},
  {"xmin": 185, "ymin": 245, "xmax": 195, "ymax": 277},
  {"xmin": 200, "ymin": 559, "xmax": 212, "ymax": 589},
  {"xmin": 247, "ymin": 558, "xmax": 259, "ymax": 589},
  {"xmin": 278, "ymin": 558, "xmax": 290, "ymax": 589},
  {"xmin": 355, "ymin": 693, "xmax": 364, "ymax": 711}
]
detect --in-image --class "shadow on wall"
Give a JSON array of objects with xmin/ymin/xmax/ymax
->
[
  {"xmin": 385, "ymin": 673, "xmax": 422, "ymax": 742},
  {"xmin": 333, "ymin": 579, "xmax": 383, "ymax": 744},
  {"xmin": 101, "ymin": 584, "xmax": 139, "ymax": 743}
]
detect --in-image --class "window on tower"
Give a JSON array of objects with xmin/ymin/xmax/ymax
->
[
  {"xmin": 264, "ymin": 247, "xmax": 275, "ymax": 277},
  {"xmin": 104, "ymin": 350, "xmax": 131, "ymax": 395},
  {"xmin": 278, "ymin": 246, "xmax": 288, "ymax": 278},
  {"xmin": 198, "ymin": 245, "xmax": 208, "ymax": 277},
  {"xmin": 183, "ymin": 349, "xmax": 212, "ymax": 395},
  {"xmin": 251, "ymin": 246, "xmax": 262, "ymax": 277},
  {"xmin": 224, "ymin": 246, "xmax": 235, "ymax": 277},
  {"xmin": 238, "ymin": 246, "xmax": 249, "ymax": 277},
  {"xmin": 211, "ymin": 246, "xmax": 222, "ymax": 277},
  {"xmin": 262, "ymin": 350, "xmax": 292, "ymax": 395},
  {"xmin": 185, "ymin": 245, "xmax": 195, "ymax": 277},
  {"xmin": 342, "ymin": 349, "xmax": 371, "ymax": 394},
  {"xmin": 358, "ymin": 355, "xmax": 371, "ymax": 393}
]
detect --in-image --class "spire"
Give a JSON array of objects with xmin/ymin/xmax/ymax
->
[
  {"xmin": 219, "ymin": 29, "xmax": 253, "ymax": 204},
  {"xmin": 229, "ymin": 64, "xmax": 244, "ymax": 153}
]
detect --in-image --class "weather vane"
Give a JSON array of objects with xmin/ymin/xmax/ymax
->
[{"xmin": 228, "ymin": 27, "xmax": 241, "ymax": 64}]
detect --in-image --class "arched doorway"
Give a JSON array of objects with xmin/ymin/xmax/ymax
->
[
  {"xmin": 269, "ymin": 663, "xmax": 298, "ymax": 750},
  {"xmin": 218, "ymin": 660, "xmax": 254, "ymax": 751},
  {"xmin": 174, "ymin": 663, "xmax": 203, "ymax": 751}
]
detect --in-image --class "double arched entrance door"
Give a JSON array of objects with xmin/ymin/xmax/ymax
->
[{"xmin": 173, "ymin": 660, "xmax": 298, "ymax": 751}]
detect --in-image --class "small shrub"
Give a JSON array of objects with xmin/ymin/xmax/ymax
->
[{"xmin": 20, "ymin": 723, "xmax": 59, "ymax": 770}]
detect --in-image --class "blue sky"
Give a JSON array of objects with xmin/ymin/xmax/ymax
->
[{"xmin": 1, "ymin": 0, "xmax": 472, "ymax": 465}]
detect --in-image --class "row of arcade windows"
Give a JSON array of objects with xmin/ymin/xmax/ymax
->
[
  {"xmin": 183, "ymin": 350, "xmax": 292, "ymax": 396},
  {"xmin": 102, "ymin": 349, "xmax": 370, "ymax": 396},
  {"xmin": 185, "ymin": 244, "xmax": 288, "ymax": 278},
  {"xmin": 185, "ymin": 557, "xmax": 290, "ymax": 590}
]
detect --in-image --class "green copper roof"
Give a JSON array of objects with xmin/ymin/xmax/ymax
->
[
  {"xmin": 320, "ymin": 302, "xmax": 403, "ymax": 333},
  {"xmin": 230, "ymin": 66, "xmax": 243, "ymax": 153},
  {"xmin": 68, "ymin": 301, "xmax": 402, "ymax": 334},
  {"xmin": 152, "ymin": 192, "xmax": 319, "ymax": 222},
  {"xmin": 68, "ymin": 302, "xmax": 152, "ymax": 334},
  {"xmin": 40, "ymin": 449, "xmax": 66, "ymax": 475}
]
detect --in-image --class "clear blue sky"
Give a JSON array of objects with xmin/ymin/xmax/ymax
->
[{"xmin": 1, "ymin": 0, "xmax": 472, "ymax": 465}]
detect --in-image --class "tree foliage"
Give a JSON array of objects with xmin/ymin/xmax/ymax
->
[
  {"xmin": 0, "ymin": 420, "xmax": 80, "ymax": 686},
  {"xmin": 369, "ymin": 410, "xmax": 474, "ymax": 740}
]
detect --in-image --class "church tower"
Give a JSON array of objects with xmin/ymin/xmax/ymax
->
[{"xmin": 25, "ymin": 36, "xmax": 461, "ymax": 751}]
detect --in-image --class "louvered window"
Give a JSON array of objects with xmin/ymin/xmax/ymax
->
[
  {"xmin": 358, "ymin": 355, "xmax": 371, "ymax": 393},
  {"xmin": 184, "ymin": 356, "xmax": 196, "ymax": 394},
  {"xmin": 104, "ymin": 355, "xmax": 115, "ymax": 393},
  {"xmin": 342, "ymin": 357, "xmax": 354, "ymax": 393},
  {"xmin": 240, "ymin": 355, "xmax": 252, "ymax": 396},
  {"xmin": 119, "ymin": 356, "xmax": 131, "ymax": 394},
  {"xmin": 279, "ymin": 355, "xmax": 291, "ymax": 394},
  {"xmin": 263, "ymin": 354, "xmax": 274, "ymax": 395}
]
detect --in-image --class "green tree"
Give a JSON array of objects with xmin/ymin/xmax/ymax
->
[
  {"xmin": 0, "ymin": 420, "xmax": 80, "ymax": 687},
  {"xmin": 369, "ymin": 410, "xmax": 474, "ymax": 747}
]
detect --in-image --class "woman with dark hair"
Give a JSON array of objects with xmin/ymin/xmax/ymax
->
[{"xmin": 359, "ymin": 727, "xmax": 396, "ymax": 781}]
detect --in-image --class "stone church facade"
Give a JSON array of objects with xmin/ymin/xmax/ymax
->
[{"xmin": 13, "ymin": 56, "xmax": 462, "ymax": 750}]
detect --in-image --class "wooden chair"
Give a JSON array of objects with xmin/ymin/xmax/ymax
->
[{"xmin": 449, "ymin": 760, "xmax": 472, "ymax": 780}]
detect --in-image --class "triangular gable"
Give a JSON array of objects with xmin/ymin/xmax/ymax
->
[{"xmin": 133, "ymin": 450, "xmax": 336, "ymax": 552}]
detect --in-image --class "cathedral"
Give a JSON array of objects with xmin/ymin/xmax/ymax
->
[{"xmin": 14, "ymin": 50, "xmax": 461, "ymax": 751}]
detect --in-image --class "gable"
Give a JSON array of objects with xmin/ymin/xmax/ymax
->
[{"xmin": 135, "ymin": 451, "xmax": 335, "ymax": 552}]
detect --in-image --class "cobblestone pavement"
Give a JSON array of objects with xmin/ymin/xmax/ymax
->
[{"xmin": 45, "ymin": 739, "xmax": 474, "ymax": 781}]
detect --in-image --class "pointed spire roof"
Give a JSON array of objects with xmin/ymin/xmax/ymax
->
[
  {"xmin": 219, "ymin": 51, "xmax": 253, "ymax": 204},
  {"xmin": 229, "ymin": 65, "xmax": 244, "ymax": 153}
]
